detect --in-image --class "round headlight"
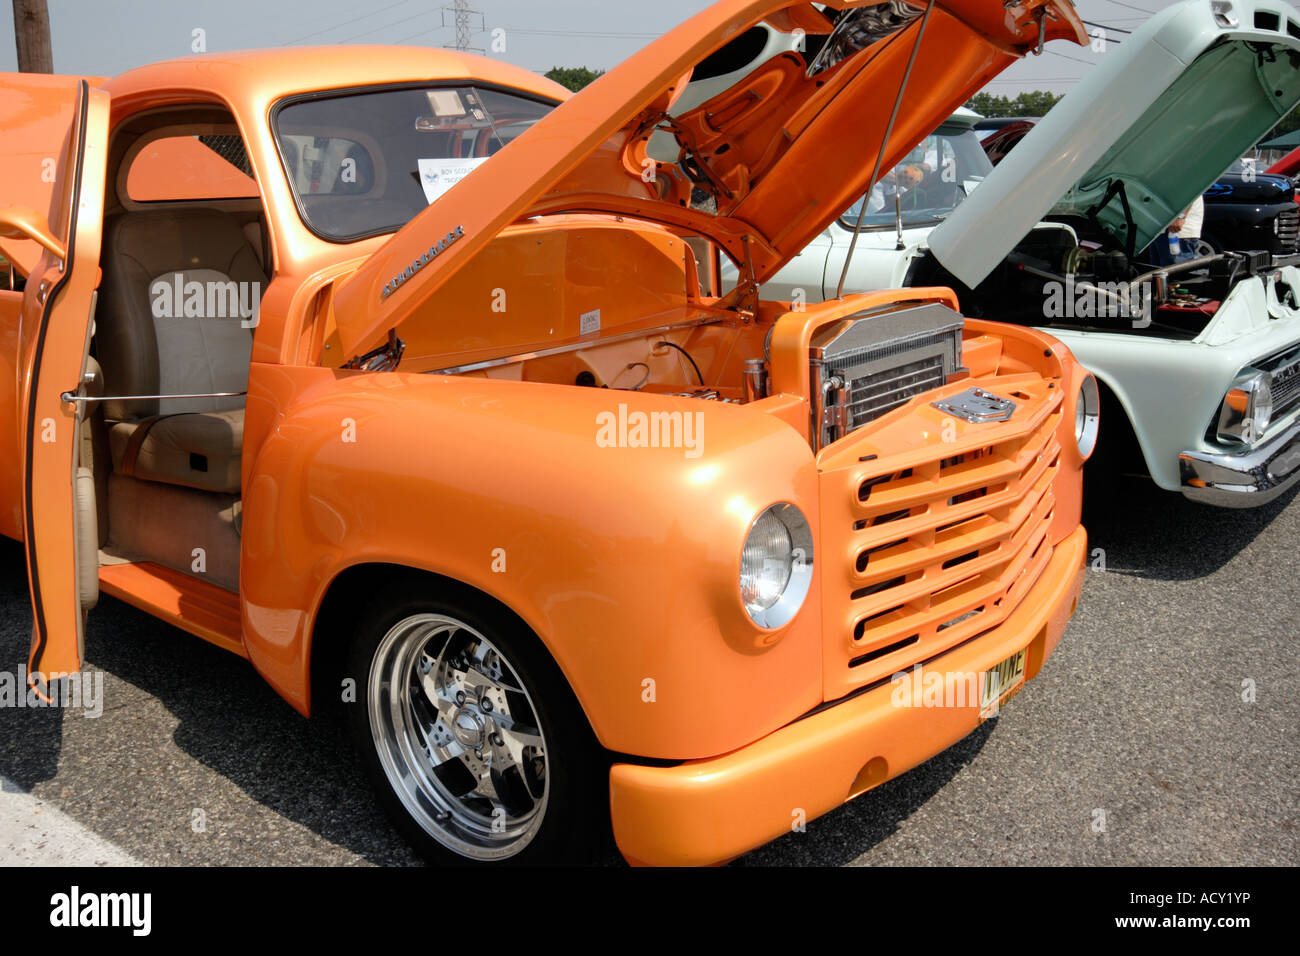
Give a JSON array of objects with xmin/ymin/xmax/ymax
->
[
  {"xmin": 1075, "ymin": 375, "xmax": 1100, "ymax": 458},
  {"xmin": 739, "ymin": 503, "xmax": 814, "ymax": 629}
]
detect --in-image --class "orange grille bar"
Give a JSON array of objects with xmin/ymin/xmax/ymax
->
[{"xmin": 818, "ymin": 376, "xmax": 1064, "ymax": 699}]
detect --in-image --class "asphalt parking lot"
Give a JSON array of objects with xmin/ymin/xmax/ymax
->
[{"xmin": 0, "ymin": 475, "xmax": 1296, "ymax": 867}]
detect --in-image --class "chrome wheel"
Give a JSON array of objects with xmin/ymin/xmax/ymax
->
[{"xmin": 367, "ymin": 613, "xmax": 549, "ymax": 861}]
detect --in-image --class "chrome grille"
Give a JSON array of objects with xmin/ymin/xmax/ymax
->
[
  {"xmin": 846, "ymin": 355, "xmax": 947, "ymax": 427},
  {"xmin": 811, "ymin": 302, "xmax": 965, "ymax": 449},
  {"xmin": 817, "ymin": 384, "xmax": 1064, "ymax": 700},
  {"xmin": 1265, "ymin": 345, "xmax": 1300, "ymax": 417},
  {"xmin": 1278, "ymin": 205, "xmax": 1300, "ymax": 251}
]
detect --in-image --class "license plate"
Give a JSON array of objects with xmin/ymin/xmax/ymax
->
[{"xmin": 979, "ymin": 648, "xmax": 1027, "ymax": 719}]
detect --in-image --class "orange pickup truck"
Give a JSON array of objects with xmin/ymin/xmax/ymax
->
[{"xmin": 0, "ymin": 0, "xmax": 1093, "ymax": 866}]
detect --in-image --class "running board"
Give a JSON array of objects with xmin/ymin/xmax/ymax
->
[{"xmin": 98, "ymin": 561, "xmax": 245, "ymax": 658}]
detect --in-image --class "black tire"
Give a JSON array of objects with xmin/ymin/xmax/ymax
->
[
  {"xmin": 1082, "ymin": 384, "xmax": 1147, "ymax": 516},
  {"xmin": 341, "ymin": 578, "xmax": 609, "ymax": 865}
]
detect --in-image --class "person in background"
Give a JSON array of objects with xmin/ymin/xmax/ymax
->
[
  {"xmin": 1178, "ymin": 194, "xmax": 1205, "ymax": 248},
  {"xmin": 1149, "ymin": 198, "xmax": 1203, "ymax": 266},
  {"xmin": 867, "ymin": 162, "xmax": 929, "ymax": 212}
]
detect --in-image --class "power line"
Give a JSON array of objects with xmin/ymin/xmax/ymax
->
[
  {"xmin": 1082, "ymin": 19, "xmax": 1133, "ymax": 34},
  {"xmin": 331, "ymin": 8, "xmax": 444, "ymax": 45},
  {"xmin": 399, "ymin": 23, "xmax": 449, "ymax": 45},
  {"xmin": 1046, "ymin": 47, "xmax": 1102, "ymax": 66},
  {"xmin": 1096, "ymin": 0, "xmax": 1157, "ymax": 14},
  {"xmin": 499, "ymin": 27, "xmax": 663, "ymax": 39},
  {"xmin": 280, "ymin": 0, "xmax": 417, "ymax": 46}
]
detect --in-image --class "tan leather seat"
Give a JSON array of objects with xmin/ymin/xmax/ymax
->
[
  {"xmin": 96, "ymin": 209, "xmax": 265, "ymax": 494},
  {"xmin": 109, "ymin": 409, "xmax": 243, "ymax": 494}
]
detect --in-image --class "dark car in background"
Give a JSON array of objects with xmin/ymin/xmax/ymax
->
[{"xmin": 1201, "ymin": 159, "xmax": 1300, "ymax": 254}]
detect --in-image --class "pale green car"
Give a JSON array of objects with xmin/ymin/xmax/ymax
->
[
  {"xmin": 927, "ymin": 0, "xmax": 1300, "ymax": 506},
  {"xmin": 733, "ymin": 0, "xmax": 1300, "ymax": 507}
]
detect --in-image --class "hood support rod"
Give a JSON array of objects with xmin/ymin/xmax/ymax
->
[{"xmin": 836, "ymin": 0, "xmax": 936, "ymax": 300}]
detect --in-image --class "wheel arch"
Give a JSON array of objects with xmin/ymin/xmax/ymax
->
[
  {"xmin": 307, "ymin": 560, "xmax": 597, "ymax": 739},
  {"xmin": 1089, "ymin": 370, "xmax": 1165, "ymax": 487}
]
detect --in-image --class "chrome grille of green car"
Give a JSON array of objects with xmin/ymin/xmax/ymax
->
[{"xmin": 1265, "ymin": 345, "xmax": 1300, "ymax": 418}]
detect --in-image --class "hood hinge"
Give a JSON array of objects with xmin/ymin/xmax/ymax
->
[{"xmin": 345, "ymin": 328, "xmax": 407, "ymax": 372}]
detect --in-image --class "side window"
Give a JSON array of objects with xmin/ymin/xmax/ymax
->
[
  {"xmin": 273, "ymin": 85, "xmax": 557, "ymax": 241},
  {"xmin": 278, "ymin": 135, "xmax": 375, "ymax": 196},
  {"xmin": 126, "ymin": 134, "xmax": 259, "ymax": 202}
]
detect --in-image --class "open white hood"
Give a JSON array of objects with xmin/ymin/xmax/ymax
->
[{"xmin": 929, "ymin": 0, "xmax": 1300, "ymax": 288}]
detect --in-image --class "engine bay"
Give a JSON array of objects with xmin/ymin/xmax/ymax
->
[{"xmin": 909, "ymin": 221, "xmax": 1300, "ymax": 340}]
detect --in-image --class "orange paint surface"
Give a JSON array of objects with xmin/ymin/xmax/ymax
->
[{"xmin": 1, "ymin": 0, "xmax": 1092, "ymax": 864}]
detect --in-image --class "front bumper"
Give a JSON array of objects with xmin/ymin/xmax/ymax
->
[
  {"xmin": 1179, "ymin": 416, "xmax": 1300, "ymax": 507},
  {"xmin": 607, "ymin": 526, "xmax": 1087, "ymax": 867}
]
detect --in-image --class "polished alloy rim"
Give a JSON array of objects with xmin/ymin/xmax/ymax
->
[{"xmin": 368, "ymin": 613, "xmax": 549, "ymax": 860}]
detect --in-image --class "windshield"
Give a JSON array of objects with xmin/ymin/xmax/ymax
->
[
  {"xmin": 838, "ymin": 126, "xmax": 993, "ymax": 230},
  {"xmin": 273, "ymin": 84, "xmax": 558, "ymax": 242}
]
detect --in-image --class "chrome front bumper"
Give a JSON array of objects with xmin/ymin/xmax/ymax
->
[{"xmin": 1180, "ymin": 417, "xmax": 1300, "ymax": 507}]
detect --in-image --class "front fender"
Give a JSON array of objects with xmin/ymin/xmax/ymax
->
[
  {"xmin": 240, "ymin": 365, "xmax": 823, "ymax": 760},
  {"xmin": 1042, "ymin": 277, "xmax": 1300, "ymax": 491},
  {"xmin": 1040, "ymin": 331, "xmax": 1236, "ymax": 490}
]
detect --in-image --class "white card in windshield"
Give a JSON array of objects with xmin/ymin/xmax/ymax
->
[{"xmin": 418, "ymin": 157, "xmax": 490, "ymax": 204}]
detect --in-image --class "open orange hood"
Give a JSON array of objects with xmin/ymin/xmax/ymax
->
[{"xmin": 332, "ymin": 0, "xmax": 1085, "ymax": 359}]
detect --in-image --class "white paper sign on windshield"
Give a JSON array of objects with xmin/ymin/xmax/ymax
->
[{"xmin": 418, "ymin": 157, "xmax": 490, "ymax": 204}]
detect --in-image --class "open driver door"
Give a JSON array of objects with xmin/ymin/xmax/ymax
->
[{"xmin": 1, "ymin": 76, "xmax": 109, "ymax": 696}]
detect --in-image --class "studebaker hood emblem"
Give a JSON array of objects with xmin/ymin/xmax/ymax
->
[
  {"xmin": 929, "ymin": 0, "xmax": 1300, "ymax": 290},
  {"xmin": 331, "ymin": 0, "xmax": 1085, "ymax": 359},
  {"xmin": 380, "ymin": 225, "xmax": 464, "ymax": 300}
]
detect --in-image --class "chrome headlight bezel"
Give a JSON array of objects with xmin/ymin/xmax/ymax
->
[
  {"xmin": 1075, "ymin": 375, "xmax": 1100, "ymax": 459},
  {"xmin": 739, "ymin": 503, "xmax": 814, "ymax": 630},
  {"xmin": 1217, "ymin": 370, "xmax": 1273, "ymax": 444}
]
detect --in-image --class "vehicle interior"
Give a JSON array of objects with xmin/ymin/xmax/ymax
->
[
  {"xmin": 274, "ymin": 85, "xmax": 554, "ymax": 241},
  {"xmin": 79, "ymin": 104, "xmax": 270, "ymax": 600},
  {"xmin": 836, "ymin": 122, "xmax": 992, "ymax": 232}
]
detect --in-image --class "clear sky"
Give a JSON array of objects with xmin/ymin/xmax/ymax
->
[{"xmin": 1, "ymin": 0, "xmax": 1183, "ymax": 95}]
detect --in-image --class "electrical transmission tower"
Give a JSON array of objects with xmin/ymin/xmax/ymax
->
[{"xmin": 442, "ymin": 0, "xmax": 486, "ymax": 54}]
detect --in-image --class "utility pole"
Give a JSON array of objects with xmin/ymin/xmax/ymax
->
[
  {"xmin": 441, "ymin": 0, "xmax": 485, "ymax": 54},
  {"xmin": 12, "ymin": 0, "xmax": 53, "ymax": 73}
]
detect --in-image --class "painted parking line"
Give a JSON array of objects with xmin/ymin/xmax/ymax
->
[{"xmin": 0, "ymin": 776, "xmax": 140, "ymax": 866}]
